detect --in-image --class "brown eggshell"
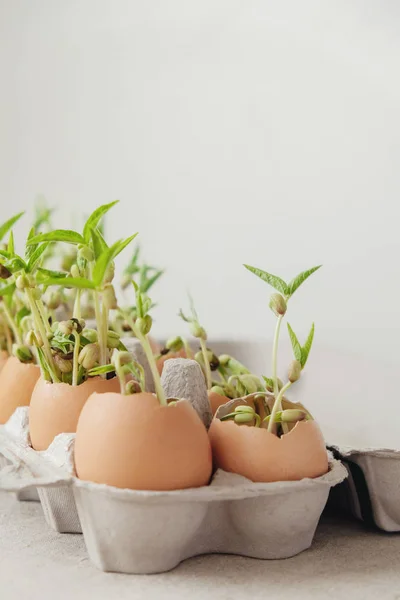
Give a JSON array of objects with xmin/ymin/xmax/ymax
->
[
  {"xmin": 0, "ymin": 350, "xmax": 9, "ymax": 374},
  {"xmin": 29, "ymin": 376, "xmax": 121, "ymax": 451},
  {"xmin": 208, "ymin": 390, "xmax": 230, "ymax": 415},
  {"xmin": 209, "ymin": 411, "xmax": 328, "ymax": 483},
  {"xmin": 75, "ymin": 392, "xmax": 212, "ymax": 491},
  {"xmin": 156, "ymin": 348, "xmax": 190, "ymax": 375},
  {"xmin": 0, "ymin": 357, "xmax": 40, "ymax": 424}
]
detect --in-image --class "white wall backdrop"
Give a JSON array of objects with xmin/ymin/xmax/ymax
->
[{"xmin": 1, "ymin": 0, "xmax": 399, "ymax": 375}]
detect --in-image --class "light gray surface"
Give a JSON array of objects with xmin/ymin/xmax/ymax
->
[{"xmin": 1, "ymin": 492, "xmax": 400, "ymax": 599}]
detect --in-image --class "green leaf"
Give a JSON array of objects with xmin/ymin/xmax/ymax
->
[
  {"xmin": 301, "ymin": 323, "xmax": 315, "ymax": 368},
  {"xmin": 26, "ymin": 243, "xmax": 50, "ymax": 272},
  {"xmin": 141, "ymin": 269, "xmax": 164, "ymax": 293},
  {"xmin": 91, "ymin": 227, "xmax": 108, "ymax": 260},
  {"xmin": 83, "ymin": 201, "xmax": 119, "ymax": 243},
  {"xmin": 36, "ymin": 268, "xmax": 68, "ymax": 284},
  {"xmin": 0, "ymin": 212, "xmax": 24, "ymax": 242},
  {"xmin": 287, "ymin": 323, "xmax": 302, "ymax": 362},
  {"xmin": 287, "ymin": 265, "xmax": 322, "ymax": 297},
  {"xmin": 111, "ymin": 233, "xmax": 138, "ymax": 261},
  {"xmin": 25, "ymin": 228, "xmax": 38, "ymax": 261},
  {"xmin": 39, "ymin": 276, "xmax": 96, "ymax": 290},
  {"xmin": 16, "ymin": 306, "xmax": 30, "ymax": 326},
  {"xmin": 93, "ymin": 233, "xmax": 138, "ymax": 287},
  {"xmin": 36, "ymin": 346, "xmax": 51, "ymax": 381},
  {"xmin": 27, "ymin": 229, "xmax": 85, "ymax": 246},
  {"xmin": 0, "ymin": 249, "xmax": 10, "ymax": 259},
  {"xmin": 262, "ymin": 376, "xmax": 274, "ymax": 389},
  {"xmin": 117, "ymin": 340, "xmax": 128, "ymax": 351},
  {"xmin": 243, "ymin": 264, "xmax": 288, "ymax": 295},
  {"xmin": 4, "ymin": 256, "xmax": 27, "ymax": 273},
  {"xmin": 0, "ymin": 281, "xmax": 16, "ymax": 296},
  {"xmin": 7, "ymin": 231, "xmax": 14, "ymax": 255},
  {"xmin": 88, "ymin": 364, "xmax": 116, "ymax": 377}
]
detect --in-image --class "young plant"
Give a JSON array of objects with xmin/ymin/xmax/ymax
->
[
  {"xmin": 121, "ymin": 282, "xmax": 167, "ymax": 405},
  {"xmin": 88, "ymin": 349, "xmax": 145, "ymax": 396},
  {"xmin": 243, "ymin": 263, "xmax": 321, "ymax": 433},
  {"xmin": 113, "ymin": 245, "xmax": 164, "ymax": 337},
  {"xmin": 179, "ymin": 298, "xmax": 212, "ymax": 390},
  {"xmin": 26, "ymin": 201, "xmax": 137, "ymax": 385},
  {"xmin": 211, "ymin": 354, "xmax": 265, "ymax": 399}
]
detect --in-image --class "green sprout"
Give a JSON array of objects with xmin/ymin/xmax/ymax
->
[
  {"xmin": 23, "ymin": 201, "xmax": 137, "ymax": 385},
  {"xmin": 179, "ymin": 298, "xmax": 212, "ymax": 390},
  {"xmin": 244, "ymin": 263, "xmax": 321, "ymax": 433}
]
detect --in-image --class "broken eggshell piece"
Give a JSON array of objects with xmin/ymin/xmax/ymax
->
[
  {"xmin": 29, "ymin": 375, "xmax": 121, "ymax": 451},
  {"xmin": 0, "ymin": 357, "xmax": 40, "ymax": 424},
  {"xmin": 209, "ymin": 395, "xmax": 328, "ymax": 483}
]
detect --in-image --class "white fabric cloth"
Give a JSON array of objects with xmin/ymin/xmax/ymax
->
[{"xmin": 1, "ymin": 491, "xmax": 400, "ymax": 599}]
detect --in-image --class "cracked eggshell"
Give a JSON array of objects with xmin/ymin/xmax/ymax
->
[
  {"xmin": 209, "ymin": 397, "xmax": 328, "ymax": 483},
  {"xmin": 208, "ymin": 390, "xmax": 230, "ymax": 415},
  {"xmin": 29, "ymin": 376, "xmax": 121, "ymax": 451},
  {"xmin": 74, "ymin": 392, "xmax": 212, "ymax": 491},
  {"xmin": 0, "ymin": 357, "xmax": 40, "ymax": 424}
]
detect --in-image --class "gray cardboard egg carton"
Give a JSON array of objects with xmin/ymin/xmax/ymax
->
[
  {"xmin": 0, "ymin": 410, "xmax": 345, "ymax": 574},
  {"xmin": 0, "ymin": 356, "xmax": 347, "ymax": 573},
  {"xmin": 328, "ymin": 445, "xmax": 400, "ymax": 532}
]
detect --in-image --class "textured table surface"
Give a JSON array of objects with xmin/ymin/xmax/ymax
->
[{"xmin": 1, "ymin": 492, "xmax": 400, "ymax": 599}]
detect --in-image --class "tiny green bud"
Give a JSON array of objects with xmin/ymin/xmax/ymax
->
[
  {"xmin": 111, "ymin": 350, "xmax": 132, "ymax": 367},
  {"xmin": 210, "ymin": 385, "xmax": 226, "ymax": 396},
  {"xmin": 82, "ymin": 328, "xmax": 98, "ymax": 343},
  {"xmin": 106, "ymin": 330, "xmax": 120, "ymax": 349},
  {"xmin": 70, "ymin": 264, "xmax": 80, "ymax": 278},
  {"xmin": 102, "ymin": 284, "xmax": 118, "ymax": 310},
  {"xmin": 78, "ymin": 343, "xmax": 100, "ymax": 370},
  {"xmin": 135, "ymin": 314, "xmax": 152, "ymax": 336},
  {"xmin": 58, "ymin": 320, "xmax": 74, "ymax": 336},
  {"xmin": 126, "ymin": 379, "xmax": 141, "ymax": 394},
  {"xmin": 103, "ymin": 262, "xmax": 115, "ymax": 284},
  {"xmin": 16, "ymin": 274, "xmax": 28, "ymax": 290},
  {"xmin": 190, "ymin": 323, "xmax": 207, "ymax": 340},
  {"xmin": 13, "ymin": 344, "xmax": 34, "ymax": 363},
  {"xmin": 269, "ymin": 293, "xmax": 287, "ymax": 317},
  {"xmin": 46, "ymin": 291, "xmax": 62, "ymax": 310},
  {"xmin": 51, "ymin": 321, "xmax": 60, "ymax": 333},
  {"xmin": 279, "ymin": 409, "xmax": 306, "ymax": 423},
  {"xmin": 288, "ymin": 360, "xmax": 302, "ymax": 383},
  {"xmin": 53, "ymin": 353, "xmax": 73, "ymax": 373},
  {"xmin": 78, "ymin": 245, "xmax": 94, "ymax": 262},
  {"xmin": 234, "ymin": 405, "xmax": 255, "ymax": 414},
  {"xmin": 238, "ymin": 375, "xmax": 260, "ymax": 395},
  {"xmin": 165, "ymin": 336, "xmax": 184, "ymax": 352},
  {"xmin": 234, "ymin": 412, "xmax": 255, "ymax": 424},
  {"xmin": 218, "ymin": 354, "xmax": 231, "ymax": 367}
]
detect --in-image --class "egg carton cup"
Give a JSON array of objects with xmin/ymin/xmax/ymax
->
[
  {"xmin": 0, "ymin": 413, "xmax": 346, "ymax": 573},
  {"xmin": 328, "ymin": 445, "xmax": 400, "ymax": 532},
  {"xmin": 0, "ymin": 407, "xmax": 81, "ymax": 533}
]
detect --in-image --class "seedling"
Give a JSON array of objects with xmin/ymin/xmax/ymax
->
[
  {"xmin": 243, "ymin": 263, "xmax": 321, "ymax": 433},
  {"xmin": 179, "ymin": 298, "xmax": 212, "ymax": 390},
  {"xmin": 22, "ymin": 201, "xmax": 137, "ymax": 385}
]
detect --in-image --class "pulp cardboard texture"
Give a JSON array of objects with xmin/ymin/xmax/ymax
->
[
  {"xmin": 0, "ymin": 407, "xmax": 81, "ymax": 532},
  {"xmin": 161, "ymin": 358, "xmax": 212, "ymax": 427},
  {"xmin": 329, "ymin": 446, "xmax": 400, "ymax": 532},
  {"xmin": 0, "ymin": 415, "xmax": 346, "ymax": 573}
]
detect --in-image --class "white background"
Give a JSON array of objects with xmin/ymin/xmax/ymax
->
[{"xmin": 1, "ymin": 1, "xmax": 399, "ymax": 433}]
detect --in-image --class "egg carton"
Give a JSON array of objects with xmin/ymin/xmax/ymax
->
[
  {"xmin": 0, "ymin": 416, "xmax": 346, "ymax": 573},
  {"xmin": 328, "ymin": 445, "xmax": 400, "ymax": 532},
  {"xmin": 0, "ymin": 407, "xmax": 81, "ymax": 532}
]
